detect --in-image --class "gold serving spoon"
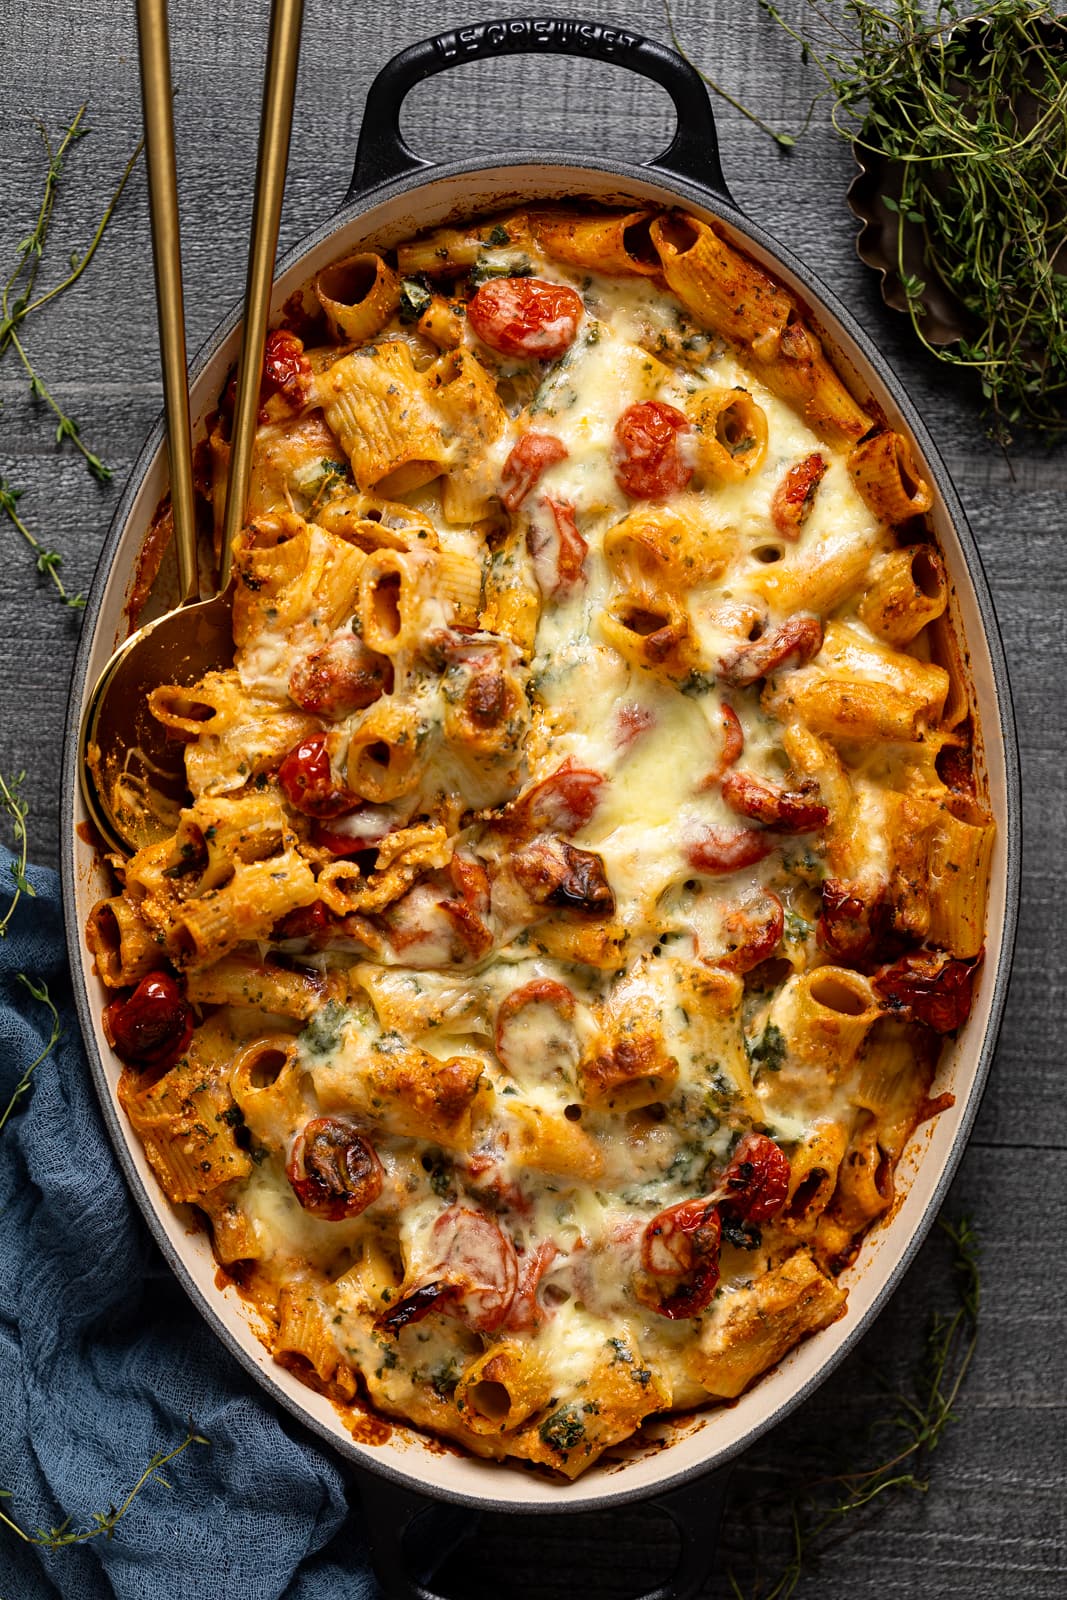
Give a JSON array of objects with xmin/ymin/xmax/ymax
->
[{"xmin": 79, "ymin": 0, "xmax": 305, "ymax": 856}]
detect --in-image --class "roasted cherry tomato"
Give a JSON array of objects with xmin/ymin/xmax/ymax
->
[
  {"xmin": 512, "ymin": 836, "xmax": 616, "ymax": 915},
  {"xmin": 685, "ymin": 824, "xmax": 776, "ymax": 875},
  {"xmin": 501, "ymin": 431, "xmax": 568, "ymax": 510},
  {"xmin": 718, "ymin": 1133, "xmax": 791, "ymax": 1223},
  {"xmin": 468, "ymin": 278, "xmax": 582, "ymax": 360},
  {"xmin": 818, "ymin": 879, "xmax": 884, "ymax": 961},
  {"xmin": 718, "ymin": 613, "xmax": 824, "ymax": 688},
  {"xmin": 771, "ymin": 452, "xmax": 828, "ymax": 538},
  {"xmin": 721, "ymin": 769, "xmax": 829, "ymax": 833},
  {"xmin": 718, "ymin": 891, "xmax": 785, "ymax": 974},
  {"xmin": 873, "ymin": 948, "xmax": 982, "ymax": 1033},
  {"xmin": 637, "ymin": 1197, "xmax": 722, "ymax": 1319},
  {"xmin": 614, "ymin": 401, "xmax": 693, "ymax": 500},
  {"xmin": 377, "ymin": 1206, "xmax": 519, "ymax": 1335},
  {"xmin": 260, "ymin": 329, "xmax": 312, "ymax": 412},
  {"xmin": 277, "ymin": 734, "xmax": 353, "ymax": 819},
  {"xmin": 615, "ymin": 703, "xmax": 655, "ymax": 751},
  {"xmin": 287, "ymin": 1117, "xmax": 383, "ymax": 1220},
  {"xmin": 514, "ymin": 762, "xmax": 604, "ymax": 836},
  {"xmin": 104, "ymin": 972, "xmax": 193, "ymax": 1070},
  {"xmin": 527, "ymin": 496, "xmax": 588, "ymax": 595}
]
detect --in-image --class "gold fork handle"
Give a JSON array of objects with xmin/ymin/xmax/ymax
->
[
  {"xmin": 219, "ymin": 0, "xmax": 306, "ymax": 591},
  {"xmin": 135, "ymin": 0, "xmax": 198, "ymax": 604}
]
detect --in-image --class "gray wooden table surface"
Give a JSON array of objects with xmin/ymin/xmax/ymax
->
[{"xmin": 1, "ymin": 0, "xmax": 1064, "ymax": 1594}]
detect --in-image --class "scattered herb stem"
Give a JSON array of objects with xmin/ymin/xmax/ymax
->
[
  {"xmin": 0, "ymin": 977, "xmax": 60, "ymax": 1137},
  {"xmin": 728, "ymin": 1217, "xmax": 980, "ymax": 1599},
  {"xmin": 663, "ymin": 0, "xmax": 800, "ymax": 148},
  {"xmin": 0, "ymin": 770, "xmax": 35, "ymax": 937},
  {"xmin": 0, "ymin": 480, "xmax": 84, "ymax": 609},
  {"xmin": 0, "ymin": 107, "xmax": 141, "ymax": 602},
  {"xmin": 0, "ymin": 1428, "xmax": 208, "ymax": 1551}
]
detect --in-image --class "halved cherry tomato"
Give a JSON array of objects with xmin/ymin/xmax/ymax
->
[
  {"xmin": 278, "ymin": 734, "xmax": 353, "ymax": 819},
  {"xmin": 377, "ymin": 1206, "xmax": 519, "ymax": 1335},
  {"xmin": 717, "ymin": 1133, "xmax": 791, "ymax": 1223},
  {"xmin": 615, "ymin": 703, "xmax": 655, "ymax": 751},
  {"xmin": 685, "ymin": 824, "xmax": 776, "ymax": 874},
  {"xmin": 514, "ymin": 762, "xmax": 604, "ymax": 836},
  {"xmin": 501, "ymin": 431, "xmax": 568, "ymax": 510},
  {"xmin": 468, "ymin": 278, "xmax": 583, "ymax": 360},
  {"xmin": 818, "ymin": 879, "xmax": 885, "ymax": 961},
  {"xmin": 260, "ymin": 329, "xmax": 312, "ymax": 412},
  {"xmin": 504, "ymin": 1241, "xmax": 559, "ymax": 1331},
  {"xmin": 721, "ymin": 769, "xmax": 828, "ymax": 833},
  {"xmin": 614, "ymin": 401, "xmax": 693, "ymax": 500},
  {"xmin": 718, "ymin": 891, "xmax": 785, "ymax": 974},
  {"xmin": 528, "ymin": 496, "xmax": 588, "ymax": 594},
  {"xmin": 873, "ymin": 948, "xmax": 982, "ymax": 1033},
  {"xmin": 286, "ymin": 1117, "xmax": 383, "ymax": 1220},
  {"xmin": 699, "ymin": 703, "xmax": 744, "ymax": 788},
  {"xmin": 718, "ymin": 614, "xmax": 823, "ymax": 687},
  {"xmin": 771, "ymin": 452, "xmax": 827, "ymax": 538},
  {"xmin": 637, "ymin": 1197, "xmax": 722, "ymax": 1319},
  {"xmin": 104, "ymin": 972, "xmax": 193, "ymax": 1070}
]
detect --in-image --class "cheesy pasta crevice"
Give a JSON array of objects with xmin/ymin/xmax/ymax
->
[{"xmin": 88, "ymin": 205, "xmax": 991, "ymax": 1480}]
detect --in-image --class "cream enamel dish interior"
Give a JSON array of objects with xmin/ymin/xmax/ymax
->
[{"xmin": 62, "ymin": 156, "xmax": 1019, "ymax": 1512}]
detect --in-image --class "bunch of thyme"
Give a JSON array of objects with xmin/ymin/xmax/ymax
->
[
  {"xmin": 0, "ymin": 107, "xmax": 140, "ymax": 605},
  {"xmin": 727, "ymin": 1217, "xmax": 981, "ymax": 1598},
  {"xmin": 760, "ymin": 0, "xmax": 1067, "ymax": 441}
]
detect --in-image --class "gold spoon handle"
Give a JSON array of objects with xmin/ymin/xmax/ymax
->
[
  {"xmin": 136, "ymin": 0, "xmax": 198, "ymax": 605},
  {"xmin": 219, "ymin": 0, "xmax": 305, "ymax": 591}
]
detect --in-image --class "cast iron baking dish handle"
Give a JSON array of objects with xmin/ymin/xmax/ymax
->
[
  {"xmin": 346, "ymin": 15, "xmax": 735, "ymax": 207},
  {"xmin": 356, "ymin": 1465, "xmax": 731, "ymax": 1600}
]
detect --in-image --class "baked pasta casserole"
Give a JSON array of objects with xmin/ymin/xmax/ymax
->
[{"xmin": 86, "ymin": 205, "xmax": 992, "ymax": 1478}]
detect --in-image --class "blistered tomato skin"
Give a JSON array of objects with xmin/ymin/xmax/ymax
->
[
  {"xmin": 873, "ymin": 948, "xmax": 982, "ymax": 1033},
  {"xmin": 614, "ymin": 401, "xmax": 693, "ymax": 499},
  {"xmin": 718, "ymin": 1133, "xmax": 791, "ymax": 1223},
  {"xmin": 260, "ymin": 329, "xmax": 312, "ymax": 412},
  {"xmin": 501, "ymin": 431, "xmax": 568, "ymax": 510},
  {"xmin": 637, "ymin": 1197, "xmax": 722, "ymax": 1319},
  {"xmin": 286, "ymin": 1118, "xmax": 384, "ymax": 1220},
  {"xmin": 376, "ymin": 1206, "xmax": 519, "ymax": 1334},
  {"xmin": 278, "ymin": 734, "xmax": 354, "ymax": 819},
  {"xmin": 105, "ymin": 972, "xmax": 194, "ymax": 1070},
  {"xmin": 467, "ymin": 278, "xmax": 583, "ymax": 360}
]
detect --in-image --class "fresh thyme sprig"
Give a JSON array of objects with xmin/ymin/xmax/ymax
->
[
  {"xmin": 662, "ymin": 0, "xmax": 801, "ymax": 148},
  {"xmin": 0, "ymin": 976, "xmax": 61, "ymax": 1136},
  {"xmin": 728, "ymin": 1216, "xmax": 981, "ymax": 1600},
  {"xmin": 757, "ymin": 0, "xmax": 1067, "ymax": 440},
  {"xmin": 0, "ymin": 1427, "xmax": 208, "ymax": 1551},
  {"xmin": 0, "ymin": 770, "xmax": 35, "ymax": 937},
  {"xmin": 0, "ymin": 107, "xmax": 141, "ymax": 600},
  {"xmin": 0, "ymin": 480, "xmax": 84, "ymax": 609}
]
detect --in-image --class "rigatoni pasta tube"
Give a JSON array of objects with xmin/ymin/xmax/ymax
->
[
  {"xmin": 531, "ymin": 207, "xmax": 659, "ymax": 276},
  {"xmin": 318, "ymin": 339, "xmax": 447, "ymax": 495},
  {"xmin": 455, "ymin": 1343, "xmax": 554, "ymax": 1435},
  {"xmin": 651, "ymin": 212, "xmax": 792, "ymax": 356},
  {"xmin": 858, "ymin": 545, "xmax": 947, "ymax": 646},
  {"xmin": 315, "ymin": 252, "xmax": 400, "ymax": 343},
  {"xmin": 849, "ymin": 430, "xmax": 933, "ymax": 524},
  {"xmin": 686, "ymin": 386, "xmax": 768, "ymax": 482},
  {"xmin": 689, "ymin": 1255, "xmax": 847, "ymax": 1400}
]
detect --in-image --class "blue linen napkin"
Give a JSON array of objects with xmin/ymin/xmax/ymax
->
[{"xmin": 0, "ymin": 848, "xmax": 390, "ymax": 1599}]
